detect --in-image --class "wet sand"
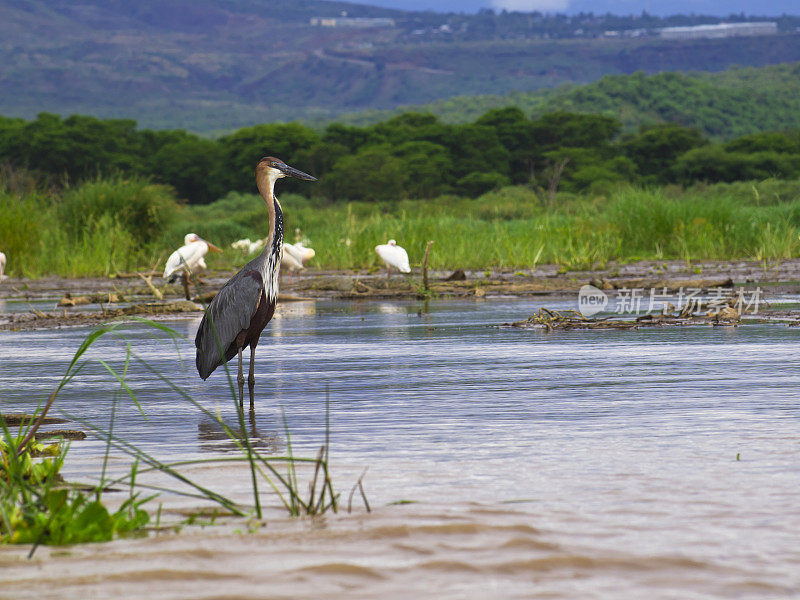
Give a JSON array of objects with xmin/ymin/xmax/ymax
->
[{"xmin": 3, "ymin": 503, "xmax": 780, "ymax": 600}]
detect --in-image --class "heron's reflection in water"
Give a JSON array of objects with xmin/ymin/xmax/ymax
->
[{"xmin": 197, "ymin": 409, "xmax": 282, "ymax": 454}]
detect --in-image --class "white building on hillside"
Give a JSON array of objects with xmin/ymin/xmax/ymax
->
[
  {"xmin": 310, "ymin": 17, "xmax": 395, "ymax": 28},
  {"xmin": 658, "ymin": 22, "xmax": 777, "ymax": 40}
]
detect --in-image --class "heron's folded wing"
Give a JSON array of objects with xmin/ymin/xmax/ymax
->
[{"xmin": 195, "ymin": 270, "xmax": 264, "ymax": 377}]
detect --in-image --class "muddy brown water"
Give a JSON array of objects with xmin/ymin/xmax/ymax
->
[{"xmin": 1, "ymin": 298, "xmax": 799, "ymax": 599}]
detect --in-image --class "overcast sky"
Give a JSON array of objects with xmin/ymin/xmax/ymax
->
[{"xmin": 348, "ymin": 0, "xmax": 799, "ymax": 16}]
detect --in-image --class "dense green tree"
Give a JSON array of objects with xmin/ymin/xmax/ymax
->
[
  {"xmin": 392, "ymin": 141, "xmax": 453, "ymax": 198},
  {"xmin": 0, "ymin": 117, "xmax": 27, "ymax": 173},
  {"xmin": 217, "ymin": 122, "xmax": 319, "ymax": 193},
  {"xmin": 455, "ymin": 172, "xmax": 509, "ymax": 197},
  {"xmin": 323, "ymin": 145, "xmax": 408, "ymax": 202},
  {"xmin": 4, "ymin": 106, "xmax": 800, "ymax": 205},
  {"xmin": 441, "ymin": 123, "xmax": 510, "ymax": 182},
  {"xmin": 724, "ymin": 131, "xmax": 800, "ymax": 155},
  {"xmin": 293, "ymin": 141, "xmax": 349, "ymax": 193},
  {"xmin": 322, "ymin": 123, "xmax": 375, "ymax": 153},
  {"xmin": 674, "ymin": 146, "xmax": 800, "ymax": 183},
  {"xmin": 150, "ymin": 137, "xmax": 225, "ymax": 204},
  {"xmin": 541, "ymin": 147, "xmax": 636, "ymax": 192},
  {"xmin": 475, "ymin": 107, "xmax": 537, "ymax": 184},
  {"xmin": 530, "ymin": 112, "xmax": 622, "ymax": 152},
  {"xmin": 370, "ymin": 112, "xmax": 450, "ymax": 147},
  {"xmin": 623, "ymin": 124, "xmax": 707, "ymax": 184},
  {"xmin": 4, "ymin": 113, "xmax": 141, "ymax": 181}
]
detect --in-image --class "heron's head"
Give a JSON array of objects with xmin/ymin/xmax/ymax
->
[
  {"xmin": 388, "ymin": 239, "xmax": 397, "ymax": 246},
  {"xmin": 257, "ymin": 156, "xmax": 317, "ymax": 182}
]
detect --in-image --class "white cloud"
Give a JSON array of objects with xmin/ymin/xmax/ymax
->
[{"xmin": 490, "ymin": 0, "xmax": 571, "ymax": 11}]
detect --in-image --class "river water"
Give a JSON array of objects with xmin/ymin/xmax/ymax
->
[{"xmin": 1, "ymin": 298, "xmax": 799, "ymax": 599}]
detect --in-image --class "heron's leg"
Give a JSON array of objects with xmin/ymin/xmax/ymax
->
[
  {"xmin": 248, "ymin": 346, "xmax": 256, "ymax": 412},
  {"xmin": 386, "ymin": 266, "xmax": 391, "ymax": 280},
  {"xmin": 248, "ymin": 405, "xmax": 257, "ymax": 434},
  {"xmin": 237, "ymin": 348, "xmax": 244, "ymax": 409},
  {"xmin": 181, "ymin": 271, "xmax": 191, "ymax": 300}
]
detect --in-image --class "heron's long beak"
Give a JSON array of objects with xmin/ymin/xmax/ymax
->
[
  {"xmin": 204, "ymin": 240, "xmax": 223, "ymax": 253},
  {"xmin": 279, "ymin": 163, "xmax": 317, "ymax": 181}
]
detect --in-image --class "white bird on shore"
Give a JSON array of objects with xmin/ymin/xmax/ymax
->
[
  {"xmin": 375, "ymin": 239, "xmax": 410, "ymax": 279},
  {"xmin": 232, "ymin": 238, "xmax": 265, "ymax": 254},
  {"xmin": 231, "ymin": 238, "xmax": 251, "ymax": 251},
  {"xmin": 164, "ymin": 233, "xmax": 222, "ymax": 299},
  {"xmin": 281, "ymin": 242, "xmax": 315, "ymax": 282},
  {"xmin": 0, "ymin": 251, "xmax": 6, "ymax": 281}
]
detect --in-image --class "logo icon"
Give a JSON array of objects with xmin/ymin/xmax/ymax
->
[{"xmin": 578, "ymin": 284, "xmax": 608, "ymax": 317}]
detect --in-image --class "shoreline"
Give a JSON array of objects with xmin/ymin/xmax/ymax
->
[
  {"xmin": 3, "ymin": 257, "xmax": 800, "ymax": 301},
  {"xmin": 2, "ymin": 258, "xmax": 800, "ymax": 331}
]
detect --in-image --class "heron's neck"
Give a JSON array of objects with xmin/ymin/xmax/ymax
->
[
  {"xmin": 256, "ymin": 171, "xmax": 280, "ymax": 249},
  {"xmin": 255, "ymin": 170, "xmax": 284, "ymax": 300}
]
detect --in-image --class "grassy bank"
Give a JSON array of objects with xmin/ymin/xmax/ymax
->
[{"xmin": 2, "ymin": 174, "xmax": 800, "ymax": 278}]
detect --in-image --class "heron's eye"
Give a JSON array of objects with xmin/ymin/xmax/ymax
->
[{"xmin": 271, "ymin": 161, "xmax": 278, "ymax": 167}]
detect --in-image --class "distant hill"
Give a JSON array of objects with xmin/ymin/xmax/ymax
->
[
  {"xmin": 2, "ymin": 0, "xmax": 800, "ymax": 132},
  {"xmin": 335, "ymin": 62, "xmax": 800, "ymax": 139}
]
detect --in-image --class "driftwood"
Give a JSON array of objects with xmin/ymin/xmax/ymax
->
[
  {"xmin": 588, "ymin": 277, "xmax": 734, "ymax": 292},
  {"xmin": 1, "ymin": 414, "xmax": 87, "ymax": 444},
  {"xmin": 1, "ymin": 413, "xmax": 69, "ymax": 426},
  {"xmin": 58, "ymin": 292, "xmax": 125, "ymax": 307},
  {"xmin": 0, "ymin": 300, "xmax": 204, "ymax": 331},
  {"xmin": 505, "ymin": 307, "xmax": 740, "ymax": 331},
  {"xmin": 137, "ymin": 272, "xmax": 163, "ymax": 300},
  {"xmin": 114, "ymin": 271, "xmax": 161, "ymax": 279},
  {"xmin": 34, "ymin": 429, "xmax": 87, "ymax": 441},
  {"xmin": 106, "ymin": 300, "xmax": 201, "ymax": 316}
]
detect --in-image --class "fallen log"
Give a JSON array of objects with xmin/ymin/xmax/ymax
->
[
  {"xmin": 1, "ymin": 413, "xmax": 69, "ymax": 426},
  {"xmin": 504, "ymin": 307, "xmax": 740, "ymax": 331},
  {"xmin": 58, "ymin": 292, "xmax": 125, "ymax": 307}
]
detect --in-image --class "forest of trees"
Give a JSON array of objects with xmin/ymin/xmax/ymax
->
[{"xmin": 1, "ymin": 109, "xmax": 799, "ymax": 205}]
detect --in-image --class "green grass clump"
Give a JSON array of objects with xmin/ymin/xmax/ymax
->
[
  {"xmin": 0, "ymin": 172, "xmax": 179, "ymax": 277},
  {"xmin": 58, "ymin": 177, "xmax": 177, "ymax": 244},
  {"xmin": 0, "ymin": 425, "xmax": 149, "ymax": 549},
  {"xmin": 4, "ymin": 167, "xmax": 800, "ymax": 277}
]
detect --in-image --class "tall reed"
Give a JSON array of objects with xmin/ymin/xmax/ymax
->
[
  {"xmin": 4, "ymin": 171, "xmax": 800, "ymax": 276},
  {"xmin": 2, "ymin": 317, "xmax": 352, "ymax": 552}
]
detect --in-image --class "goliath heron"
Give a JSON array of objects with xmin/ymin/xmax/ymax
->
[
  {"xmin": 375, "ymin": 239, "xmax": 411, "ymax": 278},
  {"xmin": 164, "ymin": 233, "xmax": 222, "ymax": 300},
  {"xmin": 195, "ymin": 157, "xmax": 316, "ymax": 409}
]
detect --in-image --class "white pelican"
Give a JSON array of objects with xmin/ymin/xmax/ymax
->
[
  {"xmin": 292, "ymin": 242, "xmax": 315, "ymax": 264},
  {"xmin": 232, "ymin": 238, "xmax": 265, "ymax": 254},
  {"xmin": 164, "ymin": 233, "xmax": 222, "ymax": 299},
  {"xmin": 375, "ymin": 239, "xmax": 410, "ymax": 278},
  {"xmin": 281, "ymin": 242, "xmax": 315, "ymax": 282},
  {"xmin": 231, "ymin": 238, "xmax": 252, "ymax": 251},
  {"xmin": 0, "ymin": 251, "xmax": 6, "ymax": 281}
]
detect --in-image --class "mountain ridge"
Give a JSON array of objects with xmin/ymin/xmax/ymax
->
[{"xmin": 2, "ymin": 0, "xmax": 800, "ymax": 132}]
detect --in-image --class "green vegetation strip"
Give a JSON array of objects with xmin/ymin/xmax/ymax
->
[{"xmin": 3, "ymin": 176, "xmax": 800, "ymax": 277}]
